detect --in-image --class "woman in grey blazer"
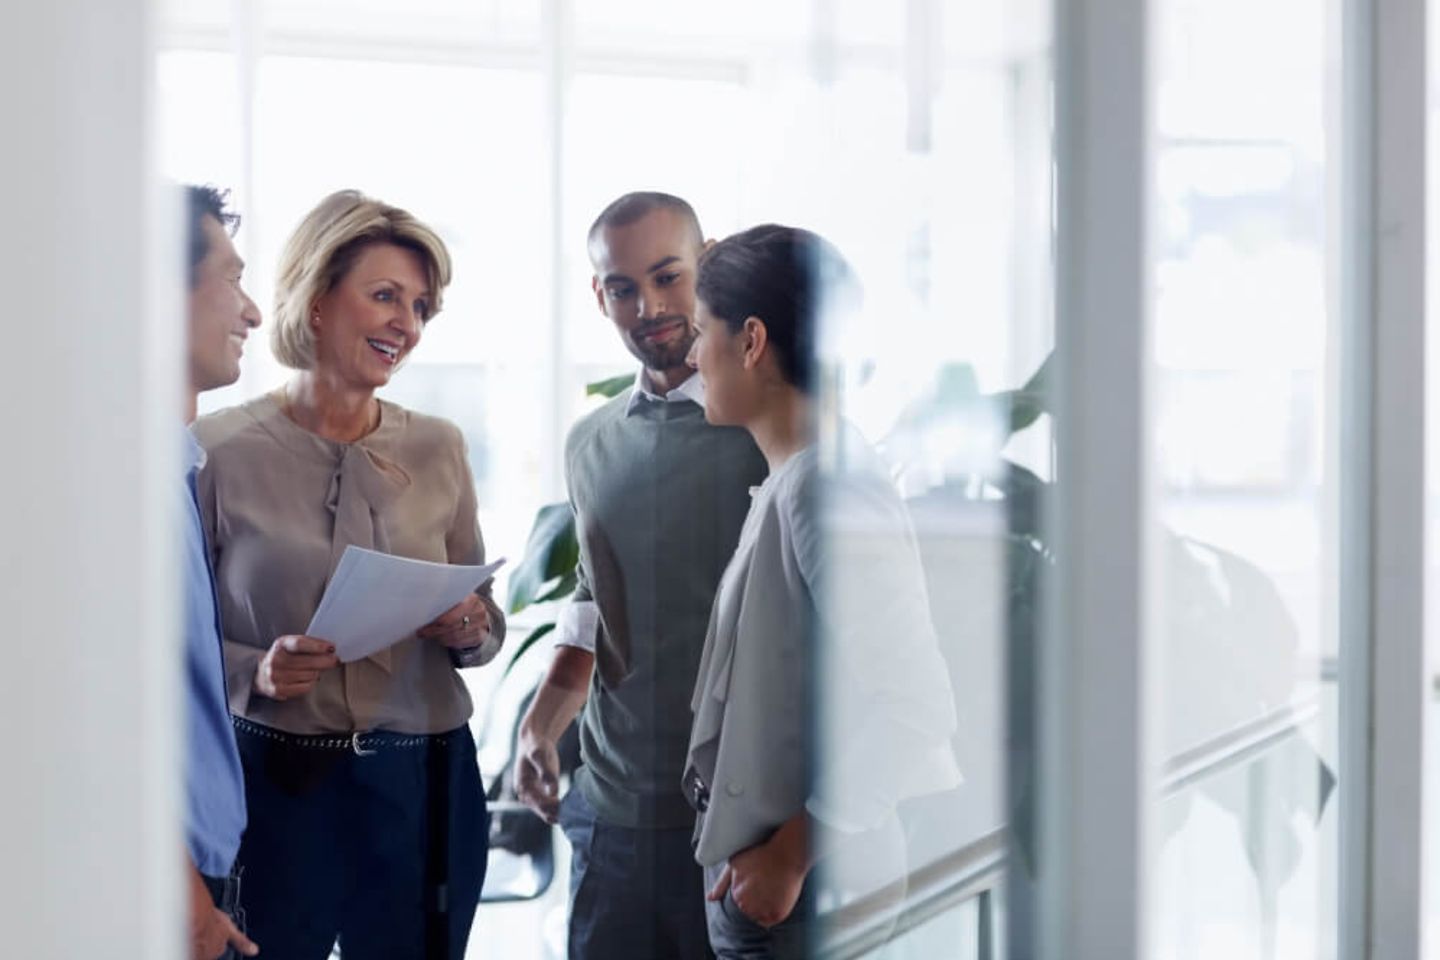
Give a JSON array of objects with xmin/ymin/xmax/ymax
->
[{"xmin": 681, "ymin": 225, "xmax": 961, "ymax": 958}]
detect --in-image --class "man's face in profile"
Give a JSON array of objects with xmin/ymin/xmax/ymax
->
[
  {"xmin": 590, "ymin": 207, "xmax": 701, "ymax": 374},
  {"xmin": 187, "ymin": 215, "xmax": 260, "ymax": 393}
]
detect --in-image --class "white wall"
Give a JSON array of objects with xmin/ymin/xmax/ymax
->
[{"xmin": 0, "ymin": 1, "xmax": 180, "ymax": 956}]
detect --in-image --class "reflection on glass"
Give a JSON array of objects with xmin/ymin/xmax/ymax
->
[
  {"xmin": 1153, "ymin": 0, "xmax": 1340, "ymax": 957},
  {"xmin": 813, "ymin": 419, "xmax": 965, "ymax": 907},
  {"xmin": 808, "ymin": 2, "xmax": 1053, "ymax": 956}
]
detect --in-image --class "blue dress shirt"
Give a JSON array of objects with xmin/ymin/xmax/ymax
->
[{"xmin": 182, "ymin": 429, "xmax": 247, "ymax": 877}]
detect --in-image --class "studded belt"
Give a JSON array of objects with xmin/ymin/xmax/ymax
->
[{"xmin": 232, "ymin": 714, "xmax": 455, "ymax": 757}]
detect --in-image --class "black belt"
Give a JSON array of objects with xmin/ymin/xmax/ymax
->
[
  {"xmin": 232, "ymin": 715, "xmax": 457, "ymax": 757},
  {"xmin": 681, "ymin": 766, "xmax": 711, "ymax": 813},
  {"xmin": 201, "ymin": 867, "xmax": 243, "ymax": 916}
]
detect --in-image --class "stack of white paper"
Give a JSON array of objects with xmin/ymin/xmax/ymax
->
[{"xmin": 306, "ymin": 545, "xmax": 506, "ymax": 663}]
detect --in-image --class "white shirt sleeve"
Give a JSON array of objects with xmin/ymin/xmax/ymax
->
[{"xmin": 555, "ymin": 598, "xmax": 600, "ymax": 653}]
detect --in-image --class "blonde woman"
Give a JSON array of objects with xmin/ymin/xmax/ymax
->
[{"xmin": 193, "ymin": 190, "xmax": 503, "ymax": 960}]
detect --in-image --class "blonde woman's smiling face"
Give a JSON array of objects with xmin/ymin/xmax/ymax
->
[{"xmin": 311, "ymin": 242, "xmax": 433, "ymax": 390}]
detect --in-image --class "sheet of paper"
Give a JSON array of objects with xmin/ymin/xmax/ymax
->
[{"xmin": 306, "ymin": 545, "xmax": 505, "ymax": 663}]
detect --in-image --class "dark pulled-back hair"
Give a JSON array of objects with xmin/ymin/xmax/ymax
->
[
  {"xmin": 697, "ymin": 224, "xmax": 856, "ymax": 394},
  {"xmin": 587, "ymin": 191, "xmax": 703, "ymax": 252},
  {"xmin": 185, "ymin": 184, "xmax": 240, "ymax": 288}
]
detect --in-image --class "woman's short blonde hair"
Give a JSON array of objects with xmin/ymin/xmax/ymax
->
[{"xmin": 271, "ymin": 189, "xmax": 453, "ymax": 370}]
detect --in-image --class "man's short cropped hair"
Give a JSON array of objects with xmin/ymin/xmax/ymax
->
[{"xmin": 586, "ymin": 191, "xmax": 703, "ymax": 259}]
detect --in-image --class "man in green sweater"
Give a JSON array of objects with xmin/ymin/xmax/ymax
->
[{"xmin": 515, "ymin": 192, "xmax": 766, "ymax": 959}]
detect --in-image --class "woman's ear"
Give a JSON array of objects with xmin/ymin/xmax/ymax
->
[{"xmin": 741, "ymin": 315, "xmax": 769, "ymax": 371}]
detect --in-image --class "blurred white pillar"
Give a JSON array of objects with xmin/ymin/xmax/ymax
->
[{"xmin": 0, "ymin": 2, "xmax": 180, "ymax": 958}]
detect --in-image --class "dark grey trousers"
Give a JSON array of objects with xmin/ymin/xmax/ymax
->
[{"xmin": 559, "ymin": 787, "xmax": 714, "ymax": 960}]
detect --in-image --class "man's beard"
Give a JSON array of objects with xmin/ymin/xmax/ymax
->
[{"xmin": 627, "ymin": 318, "xmax": 696, "ymax": 372}]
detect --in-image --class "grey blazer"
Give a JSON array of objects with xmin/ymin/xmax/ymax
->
[{"xmin": 686, "ymin": 441, "xmax": 962, "ymax": 867}]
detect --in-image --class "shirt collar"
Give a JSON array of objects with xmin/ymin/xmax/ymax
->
[
  {"xmin": 182, "ymin": 426, "xmax": 208, "ymax": 473},
  {"xmin": 623, "ymin": 369, "xmax": 705, "ymax": 416}
]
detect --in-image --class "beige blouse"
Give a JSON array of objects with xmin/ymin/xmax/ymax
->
[{"xmin": 192, "ymin": 392, "xmax": 505, "ymax": 736}]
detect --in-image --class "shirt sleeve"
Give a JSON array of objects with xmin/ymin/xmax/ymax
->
[
  {"xmin": 555, "ymin": 599, "xmax": 600, "ymax": 653},
  {"xmin": 194, "ymin": 456, "xmax": 265, "ymax": 714}
]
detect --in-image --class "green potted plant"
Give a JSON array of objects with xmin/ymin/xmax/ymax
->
[{"xmin": 503, "ymin": 374, "xmax": 633, "ymax": 674}]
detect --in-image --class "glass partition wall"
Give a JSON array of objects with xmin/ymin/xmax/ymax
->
[
  {"xmin": 810, "ymin": 3, "xmax": 1052, "ymax": 958},
  {"xmin": 145, "ymin": 1, "xmax": 1429, "ymax": 958},
  {"xmin": 1151, "ymin": 1, "xmax": 1343, "ymax": 957}
]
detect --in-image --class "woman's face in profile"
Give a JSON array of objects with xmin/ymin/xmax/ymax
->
[
  {"xmin": 687, "ymin": 298, "xmax": 751, "ymax": 427},
  {"xmin": 311, "ymin": 242, "xmax": 433, "ymax": 391}
]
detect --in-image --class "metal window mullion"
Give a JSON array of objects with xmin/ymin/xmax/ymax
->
[
  {"xmin": 1041, "ymin": 0, "xmax": 1157, "ymax": 958},
  {"xmin": 1339, "ymin": 0, "xmax": 1428, "ymax": 956},
  {"xmin": 1368, "ymin": 7, "xmax": 1428, "ymax": 954},
  {"xmin": 229, "ymin": 0, "xmax": 265, "ymax": 397},
  {"xmin": 1337, "ymin": 0, "xmax": 1375, "ymax": 953},
  {"xmin": 541, "ymin": 0, "xmax": 572, "ymax": 503}
]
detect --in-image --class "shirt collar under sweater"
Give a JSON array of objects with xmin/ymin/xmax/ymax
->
[{"xmin": 624, "ymin": 368, "xmax": 705, "ymax": 416}]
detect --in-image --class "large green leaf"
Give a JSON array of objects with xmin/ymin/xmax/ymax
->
[
  {"xmin": 1021, "ymin": 351, "xmax": 1051, "ymax": 395},
  {"xmin": 534, "ymin": 570, "xmax": 579, "ymax": 605},
  {"xmin": 587, "ymin": 373, "xmax": 634, "ymax": 398},
  {"xmin": 502, "ymin": 622, "xmax": 557, "ymax": 679},
  {"xmin": 995, "ymin": 388, "xmax": 1048, "ymax": 435},
  {"xmin": 990, "ymin": 354, "xmax": 1053, "ymax": 436},
  {"xmin": 508, "ymin": 503, "xmax": 580, "ymax": 614},
  {"xmin": 931, "ymin": 363, "xmax": 982, "ymax": 405}
]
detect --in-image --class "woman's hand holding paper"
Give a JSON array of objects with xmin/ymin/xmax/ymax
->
[
  {"xmin": 255, "ymin": 634, "xmax": 340, "ymax": 701},
  {"xmin": 417, "ymin": 593, "xmax": 492, "ymax": 650}
]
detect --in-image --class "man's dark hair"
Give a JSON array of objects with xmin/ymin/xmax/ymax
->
[
  {"xmin": 697, "ymin": 224, "xmax": 857, "ymax": 394},
  {"xmin": 186, "ymin": 184, "xmax": 240, "ymax": 288},
  {"xmin": 587, "ymin": 191, "xmax": 702, "ymax": 254}
]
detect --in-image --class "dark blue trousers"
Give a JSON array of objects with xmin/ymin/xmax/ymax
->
[
  {"xmin": 559, "ymin": 787, "xmax": 713, "ymax": 960},
  {"xmin": 233, "ymin": 721, "xmax": 488, "ymax": 960}
]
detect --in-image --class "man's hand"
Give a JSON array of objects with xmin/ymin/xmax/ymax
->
[
  {"xmin": 188, "ymin": 862, "xmax": 258, "ymax": 959},
  {"xmin": 707, "ymin": 815, "xmax": 810, "ymax": 928},
  {"xmin": 515, "ymin": 732, "xmax": 562, "ymax": 823},
  {"xmin": 254, "ymin": 634, "xmax": 338, "ymax": 701},
  {"xmin": 512, "ymin": 644, "xmax": 595, "ymax": 823}
]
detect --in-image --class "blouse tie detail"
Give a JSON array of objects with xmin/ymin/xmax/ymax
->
[{"xmin": 324, "ymin": 443, "xmax": 412, "ymax": 675}]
